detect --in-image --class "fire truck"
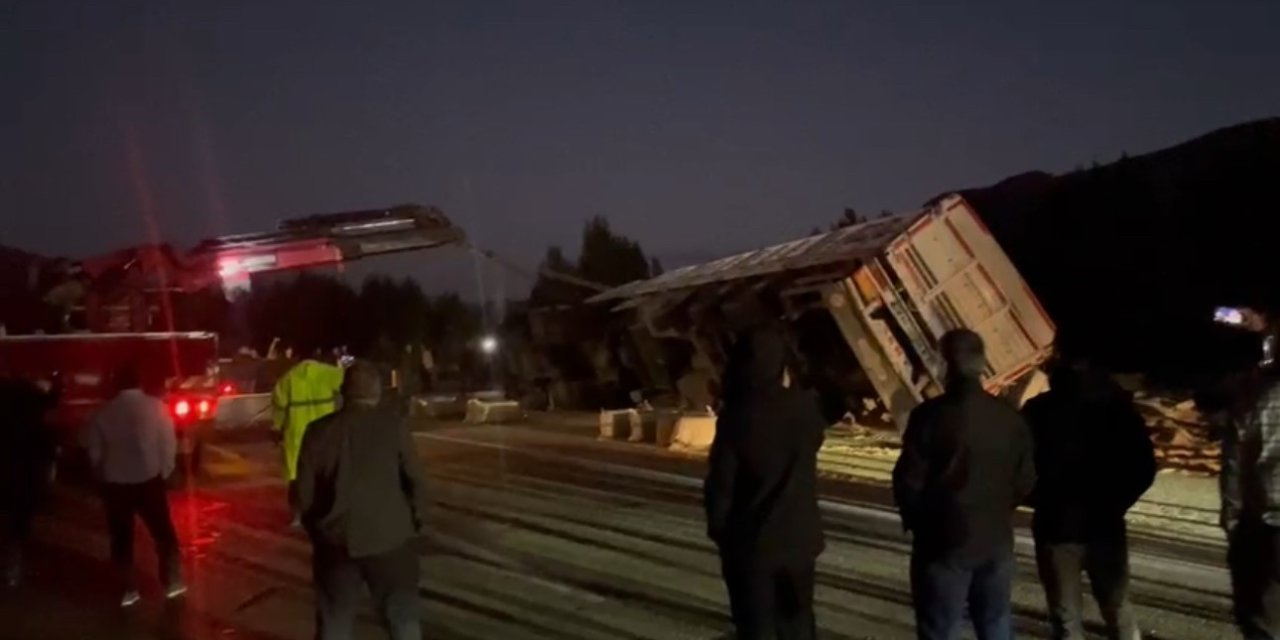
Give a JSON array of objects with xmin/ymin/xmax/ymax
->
[{"xmin": 0, "ymin": 204, "xmax": 465, "ymax": 477}]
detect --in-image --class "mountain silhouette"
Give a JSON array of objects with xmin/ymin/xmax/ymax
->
[{"xmin": 950, "ymin": 118, "xmax": 1280, "ymax": 383}]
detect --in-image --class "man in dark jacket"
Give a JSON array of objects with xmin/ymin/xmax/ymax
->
[
  {"xmin": 0, "ymin": 374, "xmax": 59, "ymax": 587},
  {"xmin": 894, "ymin": 329, "xmax": 1036, "ymax": 640},
  {"xmin": 1023, "ymin": 347, "xmax": 1154, "ymax": 640},
  {"xmin": 296, "ymin": 361, "xmax": 429, "ymax": 640},
  {"xmin": 705, "ymin": 327, "xmax": 827, "ymax": 640}
]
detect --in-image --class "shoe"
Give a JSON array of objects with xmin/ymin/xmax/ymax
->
[
  {"xmin": 165, "ymin": 582, "xmax": 188, "ymax": 599},
  {"xmin": 121, "ymin": 590, "xmax": 142, "ymax": 608}
]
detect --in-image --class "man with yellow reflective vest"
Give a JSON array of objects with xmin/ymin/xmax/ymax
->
[{"xmin": 273, "ymin": 353, "xmax": 345, "ymax": 526}]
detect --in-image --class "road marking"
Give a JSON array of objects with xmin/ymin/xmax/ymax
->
[
  {"xmin": 203, "ymin": 443, "xmax": 265, "ymax": 478},
  {"xmin": 417, "ymin": 429, "xmax": 1232, "ymax": 593}
]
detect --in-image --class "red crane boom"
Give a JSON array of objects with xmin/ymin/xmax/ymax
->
[{"xmin": 43, "ymin": 204, "xmax": 465, "ymax": 333}]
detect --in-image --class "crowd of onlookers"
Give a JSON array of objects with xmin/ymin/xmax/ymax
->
[
  {"xmin": 5, "ymin": 317, "xmax": 1280, "ymax": 640},
  {"xmin": 705, "ymin": 321, "xmax": 1279, "ymax": 640}
]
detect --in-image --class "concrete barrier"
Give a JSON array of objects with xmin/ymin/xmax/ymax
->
[
  {"xmin": 598, "ymin": 409, "xmax": 640, "ymax": 440},
  {"xmin": 464, "ymin": 399, "xmax": 526, "ymax": 424},
  {"xmin": 213, "ymin": 393, "xmax": 273, "ymax": 431},
  {"xmin": 412, "ymin": 395, "xmax": 468, "ymax": 420},
  {"xmin": 669, "ymin": 413, "xmax": 717, "ymax": 451},
  {"xmin": 629, "ymin": 410, "xmax": 664, "ymax": 443},
  {"xmin": 654, "ymin": 411, "xmax": 681, "ymax": 448}
]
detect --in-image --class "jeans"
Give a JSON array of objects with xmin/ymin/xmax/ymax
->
[
  {"xmin": 1034, "ymin": 539, "xmax": 1138, "ymax": 639},
  {"xmin": 720, "ymin": 556, "xmax": 817, "ymax": 640},
  {"xmin": 313, "ymin": 541, "xmax": 421, "ymax": 640},
  {"xmin": 101, "ymin": 477, "xmax": 181, "ymax": 591},
  {"xmin": 910, "ymin": 550, "xmax": 1014, "ymax": 640},
  {"xmin": 1228, "ymin": 519, "xmax": 1280, "ymax": 639}
]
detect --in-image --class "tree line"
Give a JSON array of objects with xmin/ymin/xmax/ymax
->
[
  {"xmin": 230, "ymin": 274, "xmax": 480, "ymax": 366},
  {"xmin": 528, "ymin": 215, "xmax": 661, "ymax": 307},
  {"xmin": 220, "ymin": 216, "xmax": 661, "ymax": 373}
]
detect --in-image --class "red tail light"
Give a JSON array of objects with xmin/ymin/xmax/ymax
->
[
  {"xmin": 173, "ymin": 399, "xmax": 192, "ymax": 418},
  {"xmin": 220, "ymin": 383, "xmax": 235, "ymax": 395},
  {"xmin": 198, "ymin": 399, "xmax": 212, "ymax": 418}
]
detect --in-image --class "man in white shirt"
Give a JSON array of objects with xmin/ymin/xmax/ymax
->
[{"xmin": 85, "ymin": 367, "xmax": 184, "ymax": 607}]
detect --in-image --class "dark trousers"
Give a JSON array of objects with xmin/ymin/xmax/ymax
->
[
  {"xmin": 2, "ymin": 502, "xmax": 37, "ymax": 582},
  {"xmin": 101, "ymin": 477, "xmax": 180, "ymax": 590},
  {"xmin": 313, "ymin": 541, "xmax": 421, "ymax": 640},
  {"xmin": 720, "ymin": 556, "xmax": 817, "ymax": 640},
  {"xmin": 1034, "ymin": 538, "xmax": 1138, "ymax": 640},
  {"xmin": 910, "ymin": 550, "xmax": 1014, "ymax": 640},
  {"xmin": 1229, "ymin": 519, "xmax": 1280, "ymax": 639}
]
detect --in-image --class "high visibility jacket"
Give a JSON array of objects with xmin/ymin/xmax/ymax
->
[{"xmin": 272, "ymin": 360, "xmax": 344, "ymax": 481}]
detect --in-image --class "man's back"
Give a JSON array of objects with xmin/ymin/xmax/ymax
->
[
  {"xmin": 1022, "ymin": 369, "xmax": 1154, "ymax": 542},
  {"xmin": 87, "ymin": 389, "xmax": 176, "ymax": 484},
  {"xmin": 0, "ymin": 379, "xmax": 56, "ymax": 485},
  {"xmin": 894, "ymin": 383, "xmax": 1035, "ymax": 566},
  {"xmin": 706, "ymin": 386, "xmax": 827, "ymax": 564},
  {"xmin": 274, "ymin": 360, "xmax": 343, "ymax": 428},
  {"xmin": 296, "ymin": 404, "xmax": 427, "ymax": 558},
  {"xmin": 274, "ymin": 359, "xmax": 344, "ymax": 482}
]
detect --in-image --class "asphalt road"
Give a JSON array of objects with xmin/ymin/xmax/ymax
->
[{"xmin": 1, "ymin": 420, "xmax": 1238, "ymax": 639}]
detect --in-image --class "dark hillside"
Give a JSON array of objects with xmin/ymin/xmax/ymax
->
[{"xmin": 956, "ymin": 118, "xmax": 1280, "ymax": 382}]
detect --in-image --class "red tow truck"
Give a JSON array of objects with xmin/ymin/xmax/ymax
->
[
  {"xmin": 0, "ymin": 332, "xmax": 220, "ymax": 473},
  {"xmin": 0, "ymin": 205, "xmax": 465, "ymax": 477}
]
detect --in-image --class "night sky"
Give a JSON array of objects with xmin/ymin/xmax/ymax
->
[{"xmin": 4, "ymin": 1, "xmax": 1279, "ymax": 298}]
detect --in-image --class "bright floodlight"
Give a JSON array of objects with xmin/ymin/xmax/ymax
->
[{"xmin": 480, "ymin": 335, "xmax": 499, "ymax": 354}]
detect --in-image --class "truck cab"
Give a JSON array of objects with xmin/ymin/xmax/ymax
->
[{"xmin": 0, "ymin": 332, "xmax": 222, "ymax": 480}]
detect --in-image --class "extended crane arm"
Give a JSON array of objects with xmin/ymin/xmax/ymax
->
[
  {"xmin": 466, "ymin": 246, "xmax": 609, "ymax": 293},
  {"xmin": 33, "ymin": 202, "xmax": 610, "ymax": 333},
  {"xmin": 190, "ymin": 204, "xmax": 465, "ymax": 291},
  {"xmin": 44, "ymin": 204, "xmax": 466, "ymax": 332}
]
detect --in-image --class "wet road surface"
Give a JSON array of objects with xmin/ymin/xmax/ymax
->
[{"xmin": 1, "ymin": 421, "xmax": 1238, "ymax": 639}]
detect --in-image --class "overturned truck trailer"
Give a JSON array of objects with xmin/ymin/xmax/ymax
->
[{"xmin": 587, "ymin": 194, "xmax": 1056, "ymax": 430}]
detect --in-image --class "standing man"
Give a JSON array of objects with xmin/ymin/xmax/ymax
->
[
  {"xmin": 1221, "ymin": 315, "xmax": 1280, "ymax": 639},
  {"xmin": 85, "ymin": 367, "xmax": 184, "ymax": 607},
  {"xmin": 1023, "ymin": 342, "xmax": 1155, "ymax": 640},
  {"xmin": 272, "ymin": 348, "xmax": 344, "ymax": 526},
  {"xmin": 893, "ymin": 329, "xmax": 1036, "ymax": 640},
  {"xmin": 0, "ymin": 373, "xmax": 59, "ymax": 587},
  {"xmin": 295, "ymin": 361, "xmax": 428, "ymax": 640},
  {"xmin": 705, "ymin": 328, "xmax": 827, "ymax": 639}
]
